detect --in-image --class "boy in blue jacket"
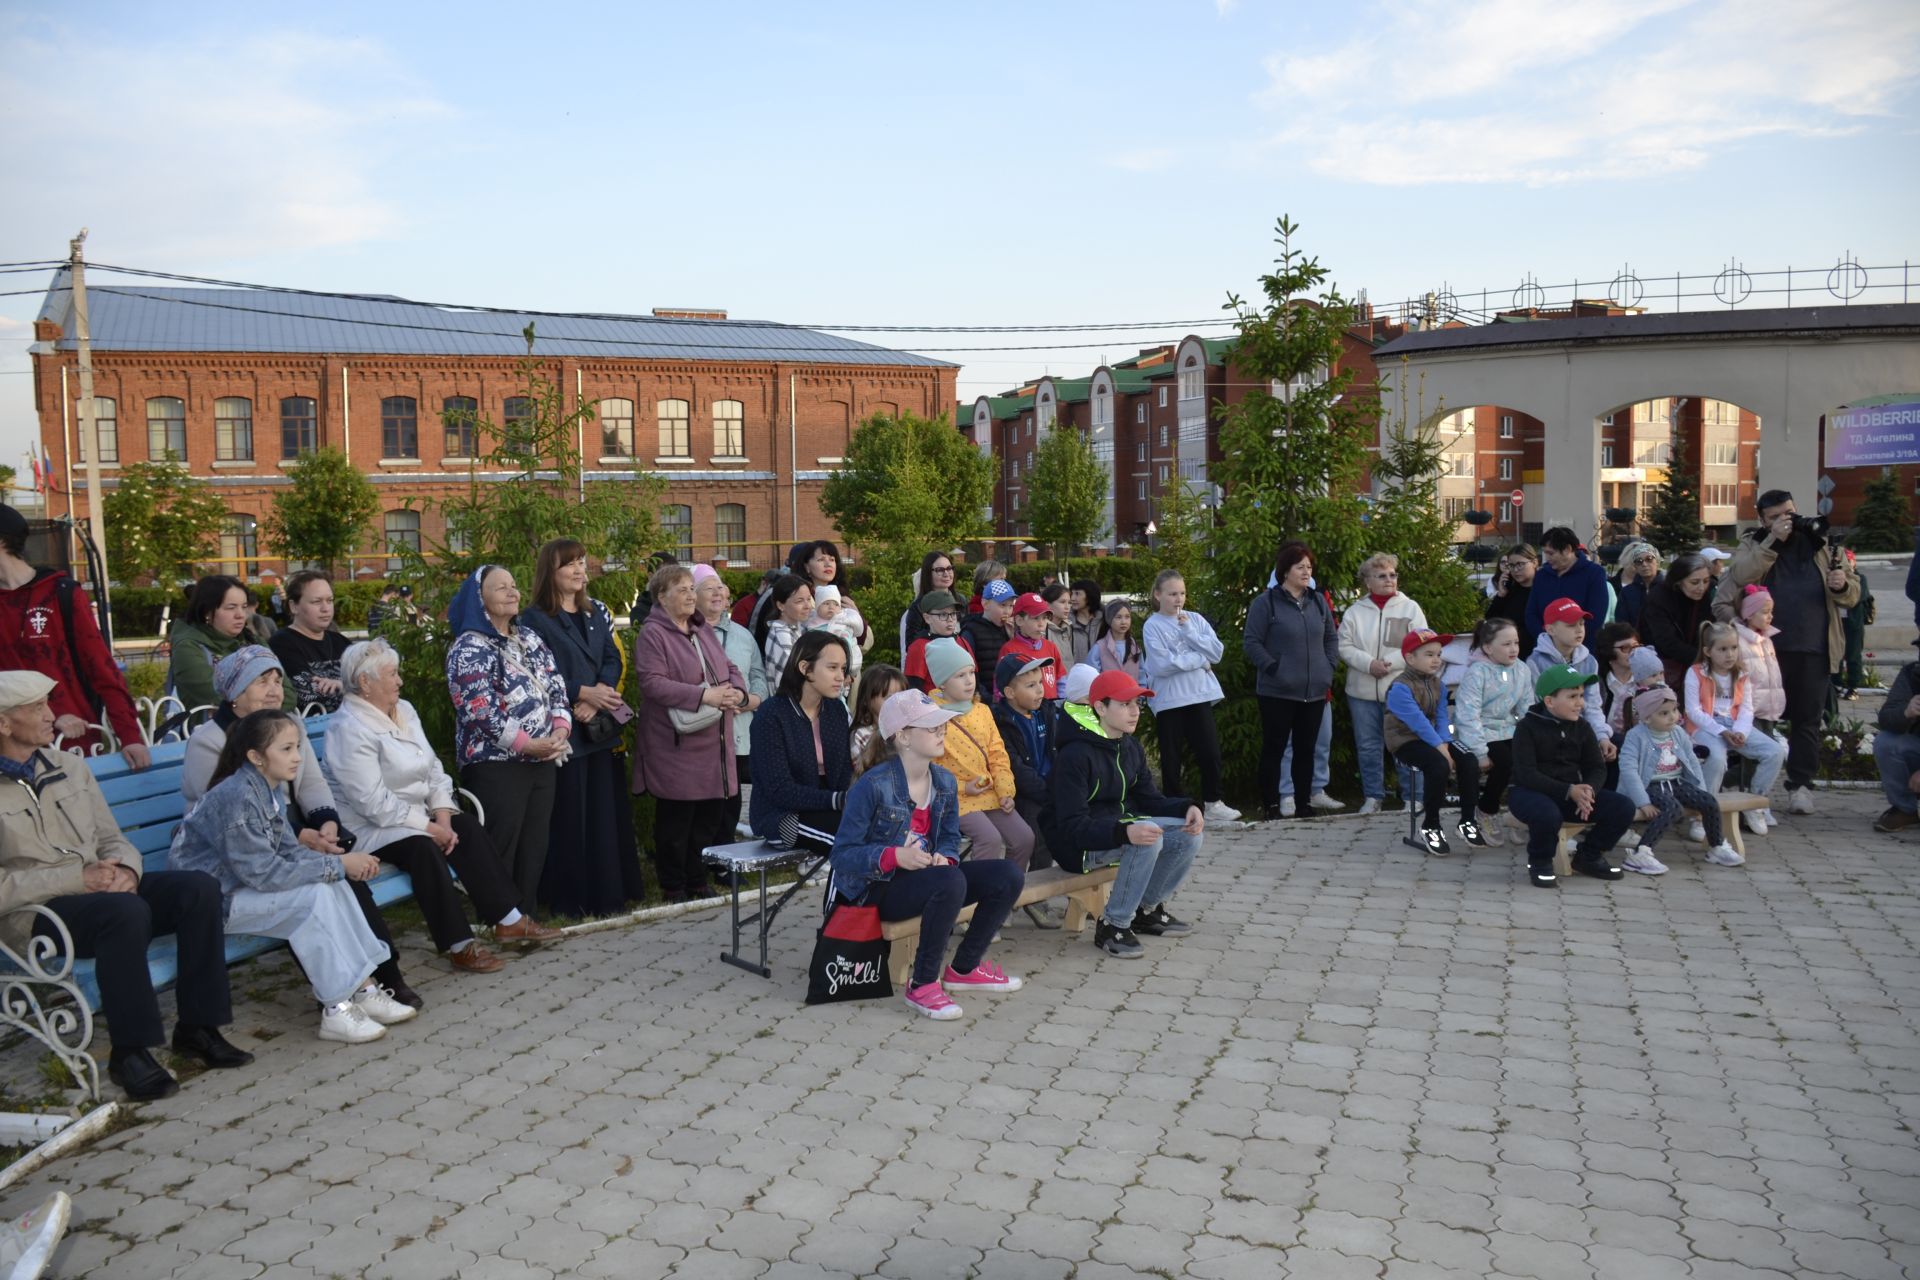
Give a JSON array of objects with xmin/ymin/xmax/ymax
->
[{"xmin": 1384, "ymin": 629, "xmax": 1484, "ymax": 856}]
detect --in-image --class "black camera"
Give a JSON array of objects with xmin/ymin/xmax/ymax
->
[{"xmin": 1790, "ymin": 512, "xmax": 1830, "ymax": 539}]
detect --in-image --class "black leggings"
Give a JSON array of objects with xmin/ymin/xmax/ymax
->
[
  {"xmin": 1394, "ymin": 741, "xmax": 1481, "ymax": 827},
  {"xmin": 1156, "ymin": 703, "xmax": 1223, "ymax": 803},
  {"xmin": 1258, "ymin": 696, "xmax": 1324, "ymax": 808},
  {"xmin": 1477, "ymin": 738, "xmax": 1514, "ymax": 815},
  {"xmin": 872, "ymin": 860, "xmax": 1024, "ymax": 989}
]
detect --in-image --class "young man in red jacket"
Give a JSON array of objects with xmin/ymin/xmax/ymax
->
[{"xmin": 0, "ymin": 506, "xmax": 150, "ymax": 768}]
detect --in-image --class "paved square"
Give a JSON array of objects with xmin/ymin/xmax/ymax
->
[{"xmin": 5, "ymin": 791, "xmax": 1919, "ymax": 1278}]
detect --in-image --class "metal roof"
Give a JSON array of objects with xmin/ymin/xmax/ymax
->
[
  {"xmin": 31, "ymin": 269, "xmax": 956, "ymax": 368},
  {"xmin": 1376, "ymin": 303, "xmax": 1920, "ymax": 359}
]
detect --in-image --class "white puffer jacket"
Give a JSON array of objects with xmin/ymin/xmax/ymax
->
[
  {"xmin": 321, "ymin": 694, "xmax": 458, "ymax": 855},
  {"xmin": 1337, "ymin": 592, "xmax": 1430, "ymax": 703}
]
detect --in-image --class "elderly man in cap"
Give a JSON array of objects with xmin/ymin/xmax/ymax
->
[{"xmin": 0, "ymin": 671, "xmax": 248, "ymax": 1100}]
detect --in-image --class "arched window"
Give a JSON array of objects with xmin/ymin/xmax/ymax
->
[
  {"xmin": 280, "ymin": 397, "xmax": 316, "ymax": 459},
  {"xmin": 384, "ymin": 509, "xmax": 421, "ymax": 571},
  {"xmin": 661, "ymin": 504, "xmax": 692, "ymax": 555},
  {"xmin": 657, "ymin": 399, "xmax": 690, "ymax": 458},
  {"xmin": 146, "ymin": 396, "xmax": 186, "ymax": 460},
  {"xmin": 381, "ymin": 397, "xmax": 418, "ymax": 459},
  {"xmin": 713, "ymin": 400, "xmax": 744, "ymax": 457},
  {"xmin": 80, "ymin": 396, "xmax": 118, "ymax": 463},
  {"xmin": 215, "ymin": 397, "xmax": 254, "ymax": 462},
  {"xmin": 599, "ymin": 398, "xmax": 635, "ymax": 458},
  {"xmin": 442, "ymin": 396, "xmax": 478, "ymax": 459},
  {"xmin": 716, "ymin": 503, "xmax": 747, "ymax": 562}
]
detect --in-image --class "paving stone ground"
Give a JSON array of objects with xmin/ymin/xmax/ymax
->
[{"xmin": 4, "ymin": 790, "xmax": 1918, "ymax": 1279}]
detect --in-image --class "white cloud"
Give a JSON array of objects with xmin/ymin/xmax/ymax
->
[
  {"xmin": 1255, "ymin": 0, "xmax": 1920, "ymax": 185},
  {"xmin": 0, "ymin": 24, "xmax": 453, "ymax": 259}
]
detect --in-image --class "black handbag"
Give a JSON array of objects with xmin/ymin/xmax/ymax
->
[
  {"xmin": 804, "ymin": 903, "xmax": 893, "ymax": 1004},
  {"xmin": 578, "ymin": 706, "xmax": 622, "ymax": 746}
]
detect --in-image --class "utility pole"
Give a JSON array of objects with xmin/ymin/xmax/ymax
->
[{"xmin": 69, "ymin": 230, "xmax": 110, "ymax": 592}]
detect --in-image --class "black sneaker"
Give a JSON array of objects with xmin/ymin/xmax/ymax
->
[
  {"xmin": 1572, "ymin": 855, "xmax": 1624, "ymax": 881},
  {"xmin": 1094, "ymin": 920, "xmax": 1145, "ymax": 958},
  {"xmin": 1874, "ymin": 807, "xmax": 1919, "ymax": 833},
  {"xmin": 1132, "ymin": 905, "xmax": 1192, "ymax": 937},
  {"xmin": 1528, "ymin": 866, "xmax": 1558, "ymax": 888},
  {"xmin": 1420, "ymin": 825, "xmax": 1451, "ymax": 857},
  {"xmin": 1457, "ymin": 818, "xmax": 1488, "ymax": 848},
  {"xmin": 1262, "ymin": 803, "xmax": 1284, "ymax": 822}
]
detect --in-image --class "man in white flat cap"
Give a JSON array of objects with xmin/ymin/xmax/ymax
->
[{"xmin": 0, "ymin": 671, "xmax": 250, "ymax": 1100}]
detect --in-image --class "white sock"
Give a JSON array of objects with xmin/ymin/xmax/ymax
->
[
  {"xmin": 448, "ymin": 938, "xmax": 473, "ymax": 954},
  {"xmin": 325, "ymin": 1000, "xmax": 353, "ymax": 1014},
  {"xmin": 498, "ymin": 909, "xmax": 524, "ymax": 927}
]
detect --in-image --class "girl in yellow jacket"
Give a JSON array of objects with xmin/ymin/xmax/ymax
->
[{"xmin": 923, "ymin": 638, "xmax": 1034, "ymax": 868}]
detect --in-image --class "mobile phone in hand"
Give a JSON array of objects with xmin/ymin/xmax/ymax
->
[{"xmin": 608, "ymin": 700, "xmax": 634, "ymax": 724}]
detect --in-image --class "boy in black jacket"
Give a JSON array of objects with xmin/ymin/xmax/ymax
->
[
  {"xmin": 1508, "ymin": 663, "xmax": 1632, "ymax": 888},
  {"xmin": 1044, "ymin": 669, "xmax": 1204, "ymax": 958},
  {"xmin": 994, "ymin": 654, "xmax": 1061, "ymax": 931}
]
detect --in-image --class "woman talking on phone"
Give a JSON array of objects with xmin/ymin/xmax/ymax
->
[{"xmin": 1485, "ymin": 544, "xmax": 1540, "ymax": 659}]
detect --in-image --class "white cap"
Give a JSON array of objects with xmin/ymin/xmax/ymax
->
[
  {"xmin": 1061, "ymin": 663, "xmax": 1101, "ymax": 705},
  {"xmin": 1698, "ymin": 547, "xmax": 1731, "ymax": 561},
  {"xmin": 0, "ymin": 670, "xmax": 56, "ymax": 712}
]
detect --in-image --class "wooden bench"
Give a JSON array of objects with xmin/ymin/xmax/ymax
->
[
  {"xmin": 879, "ymin": 863, "xmax": 1119, "ymax": 988},
  {"xmin": 1554, "ymin": 790, "xmax": 1767, "ymax": 875}
]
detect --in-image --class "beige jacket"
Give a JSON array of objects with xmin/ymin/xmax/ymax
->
[
  {"xmin": 0, "ymin": 750, "xmax": 142, "ymax": 952},
  {"xmin": 1711, "ymin": 532, "xmax": 1859, "ymax": 674}
]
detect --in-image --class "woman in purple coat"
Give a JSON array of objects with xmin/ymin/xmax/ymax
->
[{"xmin": 631, "ymin": 562, "xmax": 749, "ymax": 902}]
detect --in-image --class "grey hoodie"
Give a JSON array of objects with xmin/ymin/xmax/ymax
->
[{"xmin": 1525, "ymin": 632, "xmax": 1608, "ymax": 744}]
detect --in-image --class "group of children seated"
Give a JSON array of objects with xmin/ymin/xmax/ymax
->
[{"xmin": 1393, "ymin": 589, "xmax": 1790, "ymax": 886}]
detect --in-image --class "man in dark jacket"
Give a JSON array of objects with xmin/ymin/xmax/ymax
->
[
  {"xmin": 1524, "ymin": 527, "xmax": 1612, "ymax": 638},
  {"xmin": 1506, "ymin": 664, "xmax": 1631, "ymax": 888},
  {"xmin": 1044, "ymin": 670, "xmax": 1204, "ymax": 958},
  {"xmin": 1871, "ymin": 643, "xmax": 1920, "ymax": 833}
]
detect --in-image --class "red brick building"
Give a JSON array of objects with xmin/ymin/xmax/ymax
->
[{"xmin": 29, "ymin": 273, "xmax": 957, "ymax": 575}]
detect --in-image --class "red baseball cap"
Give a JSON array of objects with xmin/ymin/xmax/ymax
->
[
  {"xmin": 1011, "ymin": 592, "xmax": 1051, "ymax": 617},
  {"xmin": 1088, "ymin": 669, "xmax": 1154, "ymax": 703},
  {"xmin": 1399, "ymin": 628, "xmax": 1453, "ymax": 657},
  {"xmin": 1543, "ymin": 598, "xmax": 1591, "ymax": 625}
]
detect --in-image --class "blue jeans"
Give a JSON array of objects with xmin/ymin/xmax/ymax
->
[
  {"xmin": 1279, "ymin": 704, "xmax": 1332, "ymax": 798},
  {"xmin": 1693, "ymin": 727, "xmax": 1785, "ymax": 798},
  {"xmin": 1086, "ymin": 816, "xmax": 1202, "ymax": 927},
  {"xmin": 1347, "ymin": 698, "xmax": 1413, "ymax": 801},
  {"xmin": 1873, "ymin": 730, "xmax": 1920, "ymax": 814}
]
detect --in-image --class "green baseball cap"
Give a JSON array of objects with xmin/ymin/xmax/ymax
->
[
  {"xmin": 916, "ymin": 589, "xmax": 960, "ymax": 614},
  {"xmin": 1534, "ymin": 663, "xmax": 1598, "ymax": 697}
]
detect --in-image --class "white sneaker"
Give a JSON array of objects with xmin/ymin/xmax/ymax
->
[
  {"xmin": 1687, "ymin": 820, "xmax": 1707, "ymax": 843},
  {"xmin": 1789, "ymin": 787, "xmax": 1815, "ymax": 815},
  {"xmin": 1614, "ymin": 829, "xmax": 1640, "ymax": 851},
  {"xmin": 1742, "ymin": 809, "xmax": 1769, "ymax": 835},
  {"xmin": 1204, "ymin": 800, "xmax": 1242, "ymax": 824},
  {"xmin": 1279, "ymin": 795, "xmax": 1297, "ymax": 818},
  {"xmin": 1759, "ymin": 808, "xmax": 1778, "ymax": 827},
  {"xmin": 1706, "ymin": 842, "xmax": 1746, "ymax": 867},
  {"xmin": 1309, "ymin": 791, "xmax": 1347, "ymax": 812},
  {"xmin": 319, "ymin": 1002, "xmax": 387, "ymax": 1044},
  {"xmin": 1622, "ymin": 847, "xmax": 1669, "ymax": 875},
  {"xmin": 1355, "ymin": 798, "xmax": 1382, "ymax": 817},
  {"xmin": 352, "ymin": 984, "xmax": 419, "ymax": 1026},
  {"xmin": 1480, "ymin": 816, "xmax": 1506, "ymax": 846}
]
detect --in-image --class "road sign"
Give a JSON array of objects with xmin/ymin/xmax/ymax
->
[
  {"xmin": 1510, "ymin": 489, "xmax": 1525, "ymax": 507},
  {"xmin": 1817, "ymin": 473, "xmax": 1836, "ymax": 497}
]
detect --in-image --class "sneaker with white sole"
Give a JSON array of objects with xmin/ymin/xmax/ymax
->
[
  {"xmin": 1309, "ymin": 791, "xmax": 1346, "ymax": 812},
  {"xmin": 1686, "ymin": 819, "xmax": 1707, "ymax": 843},
  {"xmin": 1279, "ymin": 795, "xmax": 1297, "ymax": 818},
  {"xmin": 1706, "ymin": 841, "xmax": 1746, "ymax": 866},
  {"xmin": 1622, "ymin": 847, "xmax": 1669, "ymax": 875},
  {"xmin": 1356, "ymin": 797, "xmax": 1382, "ymax": 817},
  {"xmin": 1759, "ymin": 808, "xmax": 1777, "ymax": 827},
  {"xmin": 1742, "ymin": 809, "xmax": 1769, "ymax": 835},
  {"xmin": 1203, "ymin": 800, "xmax": 1242, "ymax": 824},
  {"xmin": 942, "ymin": 960, "xmax": 1023, "ymax": 992},
  {"xmin": 351, "ymin": 985, "xmax": 419, "ymax": 1026},
  {"xmin": 1458, "ymin": 818, "xmax": 1489, "ymax": 848},
  {"xmin": 1420, "ymin": 825, "xmax": 1451, "ymax": 856},
  {"xmin": 1788, "ymin": 787, "xmax": 1815, "ymax": 815},
  {"xmin": 318, "ymin": 1002, "xmax": 386, "ymax": 1044},
  {"xmin": 903, "ymin": 981, "xmax": 964, "ymax": 1020},
  {"xmin": 1478, "ymin": 815, "xmax": 1506, "ymax": 846}
]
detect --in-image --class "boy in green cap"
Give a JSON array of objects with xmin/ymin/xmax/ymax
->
[{"xmin": 1508, "ymin": 663, "xmax": 1632, "ymax": 888}]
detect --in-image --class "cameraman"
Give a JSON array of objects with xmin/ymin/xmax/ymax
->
[{"xmin": 1712, "ymin": 489, "xmax": 1858, "ymax": 815}]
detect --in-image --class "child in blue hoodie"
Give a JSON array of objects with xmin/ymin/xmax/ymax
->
[{"xmin": 1384, "ymin": 629, "xmax": 1484, "ymax": 856}]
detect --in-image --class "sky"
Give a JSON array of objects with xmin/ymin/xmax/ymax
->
[{"xmin": 1, "ymin": 0, "xmax": 1916, "ymax": 474}]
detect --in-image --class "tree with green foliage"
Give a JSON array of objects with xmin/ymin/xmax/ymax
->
[
  {"xmin": 1848, "ymin": 467, "xmax": 1913, "ymax": 552},
  {"xmin": 263, "ymin": 447, "xmax": 382, "ymax": 572},
  {"xmin": 1026, "ymin": 424, "xmax": 1108, "ymax": 568},
  {"xmin": 1642, "ymin": 407, "xmax": 1705, "ymax": 553},
  {"xmin": 822, "ymin": 412, "xmax": 995, "ymax": 667},
  {"xmin": 1368, "ymin": 365, "xmax": 1485, "ymax": 631},
  {"xmin": 1147, "ymin": 479, "xmax": 1212, "ymax": 585},
  {"xmin": 102, "ymin": 459, "xmax": 230, "ymax": 584},
  {"xmin": 0, "ymin": 464, "xmax": 15, "ymax": 497}
]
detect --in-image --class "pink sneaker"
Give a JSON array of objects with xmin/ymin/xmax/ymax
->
[
  {"xmin": 942, "ymin": 960, "xmax": 1024, "ymax": 992},
  {"xmin": 903, "ymin": 981, "xmax": 963, "ymax": 1020}
]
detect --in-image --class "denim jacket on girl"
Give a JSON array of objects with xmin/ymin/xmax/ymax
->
[
  {"xmin": 172, "ymin": 761, "xmax": 343, "ymax": 916},
  {"xmin": 827, "ymin": 756, "xmax": 962, "ymax": 906}
]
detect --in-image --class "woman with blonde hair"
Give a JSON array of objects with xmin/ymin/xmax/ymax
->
[{"xmin": 1336, "ymin": 552, "xmax": 1428, "ymax": 816}]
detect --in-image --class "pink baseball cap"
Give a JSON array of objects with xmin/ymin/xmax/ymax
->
[{"xmin": 877, "ymin": 689, "xmax": 962, "ymax": 740}]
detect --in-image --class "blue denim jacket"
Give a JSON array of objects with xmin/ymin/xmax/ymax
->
[
  {"xmin": 828, "ymin": 757, "xmax": 962, "ymax": 904},
  {"xmin": 173, "ymin": 761, "xmax": 342, "ymax": 915}
]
